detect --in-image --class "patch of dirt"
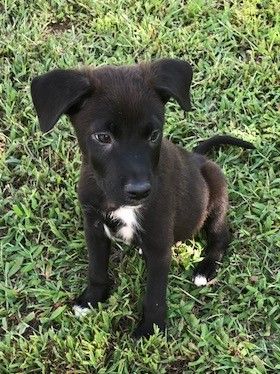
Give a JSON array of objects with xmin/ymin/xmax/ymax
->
[
  {"xmin": 0, "ymin": 227, "xmax": 8, "ymax": 239},
  {"xmin": 167, "ymin": 357, "xmax": 193, "ymax": 373},
  {"xmin": 0, "ymin": 132, "xmax": 6, "ymax": 156},
  {"xmin": 11, "ymin": 175, "xmax": 29, "ymax": 190},
  {"xmin": 48, "ymin": 19, "xmax": 71, "ymax": 34}
]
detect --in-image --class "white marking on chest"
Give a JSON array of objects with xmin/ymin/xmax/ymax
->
[{"xmin": 104, "ymin": 205, "xmax": 141, "ymax": 244}]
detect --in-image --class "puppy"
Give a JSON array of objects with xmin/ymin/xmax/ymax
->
[{"xmin": 31, "ymin": 59, "xmax": 254, "ymax": 338}]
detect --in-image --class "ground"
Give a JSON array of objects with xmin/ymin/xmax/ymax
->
[{"xmin": 0, "ymin": 0, "xmax": 279, "ymax": 373}]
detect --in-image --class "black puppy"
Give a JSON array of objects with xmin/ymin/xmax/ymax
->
[{"xmin": 31, "ymin": 59, "xmax": 254, "ymax": 338}]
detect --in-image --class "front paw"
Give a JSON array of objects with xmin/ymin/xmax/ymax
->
[{"xmin": 132, "ymin": 320, "xmax": 165, "ymax": 339}]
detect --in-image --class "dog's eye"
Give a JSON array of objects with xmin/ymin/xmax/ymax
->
[
  {"xmin": 149, "ymin": 130, "xmax": 160, "ymax": 143},
  {"xmin": 93, "ymin": 132, "xmax": 112, "ymax": 144}
]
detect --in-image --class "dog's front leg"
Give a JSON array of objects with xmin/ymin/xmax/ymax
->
[
  {"xmin": 74, "ymin": 212, "xmax": 111, "ymax": 312},
  {"xmin": 133, "ymin": 247, "xmax": 171, "ymax": 338}
]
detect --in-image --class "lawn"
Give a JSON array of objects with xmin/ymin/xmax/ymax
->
[{"xmin": 0, "ymin": 0, "xmax": 279, "ymax": 372}]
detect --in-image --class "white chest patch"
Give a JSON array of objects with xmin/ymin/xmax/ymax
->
[{"xmin": 104, "ymin": 205, "xmax": 141, "ymax": 244}]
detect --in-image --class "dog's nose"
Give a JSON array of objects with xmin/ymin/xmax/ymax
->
[{"xmin": 125, "ymin": 181, "xmax": 151, "ymax": 200}]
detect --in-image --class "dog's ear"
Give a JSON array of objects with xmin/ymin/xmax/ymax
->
[
  {"xmin": 31, "ymin": 69, "xmax": 91, "ymax": 133},
  {"xmin": 150, "ymin": 59, "xmax": 193, "ymax": 111}
]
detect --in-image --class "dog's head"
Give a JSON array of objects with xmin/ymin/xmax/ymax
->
[{"xmin": 31, "ymin": 59, "xmax": 192, "ymax": 208}]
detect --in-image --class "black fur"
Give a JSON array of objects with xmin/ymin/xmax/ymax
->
[{"xmin": 31, "ymin": 59, "xmax": 254, "ymax": 338}]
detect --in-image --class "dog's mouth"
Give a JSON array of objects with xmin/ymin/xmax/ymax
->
[
  {"xmin": 127, "ymin": 196, "xmax": 149, "ymax": 205},
  {"xmin": 105, "ymin": 195, "xmax": 149, "ymax": 211},
  {"xmin": 105, "ymin": 201, "xmax": 119, "ymax": 211}
]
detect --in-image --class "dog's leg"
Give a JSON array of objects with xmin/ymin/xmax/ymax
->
[
  {"xmin": 193, "ymin": 205, "xmax": 230, "ymax": 286},
  {"xmin": 74, "ymin": 213, "xmax": 111, "ymax": 316},
  {"xmin": 133, "ymin": 247, "xmax": 171, "ymax": 338},
  {"xmin": 193, "ymin": 161, "xmax": 230, "ymax": 286}
]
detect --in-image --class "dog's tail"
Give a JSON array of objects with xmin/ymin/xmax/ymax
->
[{"xmin": 193, "ymin": 135, "xmax": 255, "ymax": 155}]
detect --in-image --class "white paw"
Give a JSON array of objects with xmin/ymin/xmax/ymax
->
[
  {"xmin": 73, "ymin": 305, "xmax": 91, "ymax": 318},
  {"xmin": 138, "ymin": 248, "xmax": 143, "ymax": 255},
  {"xmin": 194, "ymin": 274, "xmax": 208, "ymax": 287}
]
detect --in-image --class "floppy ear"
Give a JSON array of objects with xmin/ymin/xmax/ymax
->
[
  {"xmin": 31, "ymin": 69, "xmax": 91, "ymax": 133},
  {"xmin": 150, "ymin": 59, "xmax": 193, "ymax": 111}
]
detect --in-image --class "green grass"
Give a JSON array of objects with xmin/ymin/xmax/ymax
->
[{"xmin": 0, "ymin": 0, "xmax": 280, "ymax": 372}]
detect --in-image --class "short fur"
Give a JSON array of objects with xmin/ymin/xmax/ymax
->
[{"xmin": 31, "ymin": 59, "xmax": 254, "ymax": 338}]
